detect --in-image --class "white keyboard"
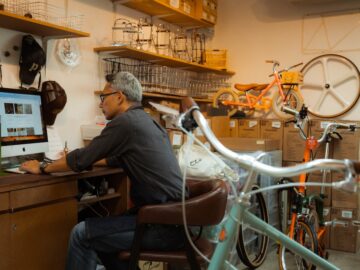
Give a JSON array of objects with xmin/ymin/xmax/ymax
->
[{"xmin": 4, "ymin": 167, "xmax": 28, "ymax": 174}]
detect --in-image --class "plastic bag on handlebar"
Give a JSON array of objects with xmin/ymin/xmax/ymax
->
[{"xmin": 178, "ymin": 141, "xmax": 239, "ymax": 182}]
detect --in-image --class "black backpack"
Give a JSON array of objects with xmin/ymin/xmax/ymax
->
[{"xmin": 19, "ymin": 35, "xmax": 46, "ymax": 88}]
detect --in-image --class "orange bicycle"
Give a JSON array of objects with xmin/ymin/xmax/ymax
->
[
  {"xmin": 213, "ymin": 60, "xmax": 304, "ymax": 119},
  {"xmin": 279, "ymin": 105, "xmax": 359, "ymax": 270}
]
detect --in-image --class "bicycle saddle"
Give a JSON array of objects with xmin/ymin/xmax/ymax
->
[{"xmin": 234, "ymin": 83, "xmax": 268, "ymax": 92}]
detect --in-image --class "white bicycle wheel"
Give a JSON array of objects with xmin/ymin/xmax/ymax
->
[
  {"xmin": 212, "ymin": 88, "xmax": 239, "ymax": 116},
  {"xmin": 300, "ymin": 54, "xmax": 360, "ymax": 118}
]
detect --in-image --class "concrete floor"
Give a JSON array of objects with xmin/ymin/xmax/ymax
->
[{"xmin": 238, "ymin": 248, "xmax": 360, "ymax": 270}]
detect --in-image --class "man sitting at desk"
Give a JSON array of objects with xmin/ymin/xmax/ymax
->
[{"xmin": 20, "ymin": 71, "xmax": 185, "ymax": 270}]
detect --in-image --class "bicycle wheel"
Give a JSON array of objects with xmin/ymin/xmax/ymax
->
[
  {"xmin": 278, "ymin": 220, "xmax": 318, "ymax": 270},
  {"xmin": 300, "ymin": 54, "xmax": 360, "ymax": 118},
  {"xmin": 272, "ymin": 88, "xmax": 304, "ymax": 120},
  {"xmin": 212, "ymin": 88, "xmax": 239, "ymax": 116},
  {"xmin": 236, "ymin": 186, "xmax": 269, "ymax": 268}
]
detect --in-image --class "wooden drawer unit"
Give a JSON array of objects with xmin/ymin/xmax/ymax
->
[
  {"xmin": 10, "ymin": 180, "xmax": 77, "ymax": 209},
  {"xmin": 0, "ymin": 192, "xmax": 9, "ymax": 212}
]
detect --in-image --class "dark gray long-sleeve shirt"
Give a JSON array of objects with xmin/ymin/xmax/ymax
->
[{"xmin": 66, "ymin": 105, "xmax": 183, "ymax": 207}]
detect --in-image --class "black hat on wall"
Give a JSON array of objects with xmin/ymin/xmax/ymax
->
[
  {"xmin": 19, "ymin": 35, "xmax": 46, "ymax": 86},
  {"xmin": 41, "ymin": 81, "xmax": 67, "ymax": 126}
]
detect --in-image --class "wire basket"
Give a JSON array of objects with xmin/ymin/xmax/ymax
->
[
  {"xmin": 281, "ymin": 71, "xmax": 303, "ymax": 85},
  {"xmin": 0, "ymin": 0, "xmax": 84, "ymax": 30},
  {"xmin": 102, "ymin": 57, "xmax": 231, "ymax": 97}
]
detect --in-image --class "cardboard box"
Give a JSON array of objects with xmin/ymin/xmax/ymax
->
[
  {"xmin": 217, "ymin": 138, "xmax": 280, "ymax": 152},
  {"xmin": 308, "ymin": 119, "xmax": 334, "ymax": 159},
  {"xmin": 260, "ymin": 119, "xmax": 283, "ymax": 149},
  {"xmin": 167, "ymin": 129, "xmax": 183, "ymax": 147},
  {"xmin": 306, "ymin": 171, "xmax": 332, "ymax": 207},
  {"xmin": 238, "ymin": 119, "xmax": 260, "ymax": 138},
  {"xmin": 330, "ymin": 207, "xmax": 360, "ymax": 253},
  {"xmin": 331, "ymin": 207, "xmax": 359, "ymax": 220},
  {"xmin": 283, "ymin": 121, "xmax": 308, "ymax": 162},
  {"xmin": 211, "ymin": 116, "xmax": 230, "ymax": 137},
  {"xmin": 332, "ymin": 172, "xmax": 360, "ymax": 209},
  {"xmin": 332, "ymin": 120, "xmax": 360, "ymax": 160},
  {"xmin": 229, "ymin": 119, "xmax": 238, "ymax": 137}
]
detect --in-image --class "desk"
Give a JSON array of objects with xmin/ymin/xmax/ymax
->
[{"xmin": 0, "ymin": 167, "xmax": 129, "ymax": 270}]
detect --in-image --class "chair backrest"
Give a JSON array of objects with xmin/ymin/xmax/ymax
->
[{"xmin": 137, "ymin": 179, "xmax": 228, "ymax": 226}]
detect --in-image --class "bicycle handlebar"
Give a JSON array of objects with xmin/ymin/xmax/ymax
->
[
  {"xmin": 281, "ymin": 106, "xmax": 359, "ymax": 143},
  {"xmin": 179, "ymin": 97, "xmax": 359, "ymax": 194},
  {"xmin": 267, "ymin": 61, "xmax": 303, "ymax": 77}
]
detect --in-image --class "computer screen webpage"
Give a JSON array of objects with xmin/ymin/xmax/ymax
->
[{"xmin": 0, "ymin": 89, "xmax": 47, "ymax": 145}]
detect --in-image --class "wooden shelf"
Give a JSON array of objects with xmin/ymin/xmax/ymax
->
[
  {"xmin": 94, "ymin": 45, "xmax": 235, "ymax": 75},
  {"xmin": 115, "ymin": 0, "xmax": 213, "ymax": 28},
  {"xmin": 94, "ymin": 90, "xmax": 212, "ymax": 103},
  {"xmin": 0, "ymin": 10, "xmax": 90, "ymax": 39},
  {"xmin": 78, "ymin": 193, "xmax": 121, "ymax": 205}
]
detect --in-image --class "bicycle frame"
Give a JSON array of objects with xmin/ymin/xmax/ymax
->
[
  {"xmin": 283, "ymin": 107, "xmax": 359, "ymax": 247},
  {"xmin": 177, "ymin": 100, "xmax": 359, "ymax": 270}
]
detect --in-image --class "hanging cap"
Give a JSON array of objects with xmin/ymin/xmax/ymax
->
[
  {"xmin": 19, "ymin": 35, "xmax": 46, "ymax": 85},
  {"xmin": 41, "ymin": 81, "xmax": 67, "ymax": 125}
]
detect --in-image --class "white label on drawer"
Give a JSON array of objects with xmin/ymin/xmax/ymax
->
[
  {"xmin": 323, "ymin": 208, "xmax": 330, "ymax": 217},
  {"xmin": 229, "ymin": 120, "xmax": 236, "ymax": 128},
  {"xmin": 341, "ymin": 210, "xmax": 353, "ymax": 219},
  {"xmin": 272, "ymin": 121, "xmax": 281, "ymax": 128},
  {"xmin": 256, "ymin": 140, "xmax": 265, "ymax": 145},
  {"xmin": 172, "ymin": 133, "xmax": 182, "ymax": 145},
  {"xmin": 183, "ymin": 3, "xmax": 191, "ymax": 14},
  {"xmin": 249, "ymin": 120, "xmax": 258, "ymax": 128},
  {"xmin": 170, "ymin": 0, "xmax": 180, "ymax": 8}
]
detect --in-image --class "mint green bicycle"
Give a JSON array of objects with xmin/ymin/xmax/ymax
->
[{"xmin": 178, "ymin": 97, "xmax": 360, "ymax": 270}]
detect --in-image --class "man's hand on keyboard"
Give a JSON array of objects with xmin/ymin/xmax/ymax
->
[{"xmin": 20, "ymin": 160, "xmax": 41, "ymax": 174}]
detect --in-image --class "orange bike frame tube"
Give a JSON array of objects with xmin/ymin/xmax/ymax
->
[
  {"xmin": 223, "ymin": 78, "xmax": 278, "ymax": 107},
  {"xmin": 274, "ymin": 71, "xmax": 286, "ymax": 100},
  {"xmin": 317, "ymin": 227, "xmax": 326, "ymax": 240},
  {"xmin": 289, "ymin": 213, "xmax": 297, "ymax": 239},
  {"xmin": 246, "ymin": 79, "xmax": 277, "ymax": 107}
]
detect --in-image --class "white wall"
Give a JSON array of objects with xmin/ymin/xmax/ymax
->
[
  {"xmin": 211, "ymin": 0, "xmax": 360, "ymax": 120},
  {"xmin": 0, "ymin": 0, "xmax": 157, "ymax": 150}
]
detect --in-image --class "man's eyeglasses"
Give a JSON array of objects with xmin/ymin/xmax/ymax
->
[{"xmin": 99, "ymin": 92, "xmax": 118, "ymax": 102}]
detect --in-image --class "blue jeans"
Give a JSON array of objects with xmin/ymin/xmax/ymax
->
[{"xmin": 66, "ymin": 216, "xmax": 185, "ymax": 270}]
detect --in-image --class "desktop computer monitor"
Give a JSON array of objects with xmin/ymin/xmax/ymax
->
[{"xmin": 0, "ymin": 88, "xmax": 48, "ymax": 159}]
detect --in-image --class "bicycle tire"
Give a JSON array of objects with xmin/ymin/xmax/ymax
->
[
  {"xmin": 272, "ymin": 89, "xmax": 304, "ymax": 120},
  {"xmin": 300, "ymin": 54, "xmax": 360, "ymax": 118},
  {"xmin": 212, "ymin": 88, "xmax": 239, "ymax": 117},
  {"xmin": 278, "ymin": 220, "xmax": 318, "ymax": 270},
  {"xmin": 236, "ymin": 186, "xmax": 269, "ymax": 268}
]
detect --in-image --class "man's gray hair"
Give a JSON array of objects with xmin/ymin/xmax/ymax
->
[{"xmin": 111, "ymin": 71, "xmax": 142, "ymax": 102}]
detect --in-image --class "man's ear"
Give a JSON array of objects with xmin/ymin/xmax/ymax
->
[{"xmin": 117, "ymin": 91, "xmax": 126, "ymax": 105}]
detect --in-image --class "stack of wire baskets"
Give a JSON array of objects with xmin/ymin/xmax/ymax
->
[
  {"xmin": 0, "ymin": 0, "xmax": 84, "ymax": 30},
  {"xmin": 102, "ymin": 57, "xmax": 231, "ymax": 98}
]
